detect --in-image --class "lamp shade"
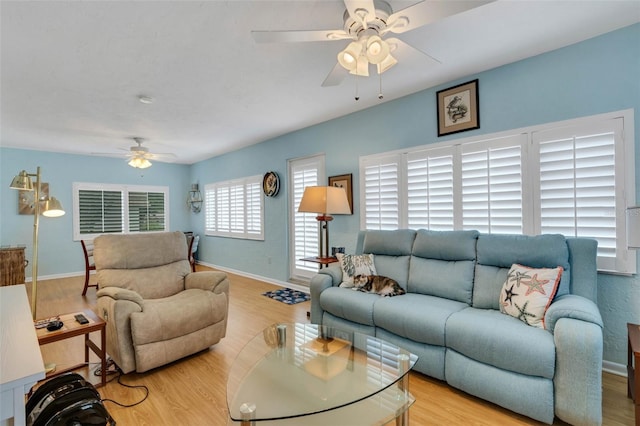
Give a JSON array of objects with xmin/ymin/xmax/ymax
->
[
  {"xmin": 9, "ymin": 170, "xmax": 33, "ymax": 190},
  {"xmin": 298, "ymin": 186, "xmax": 351, "ymax": 215},
  {"xmin": 628, "ymin": 206, "xmax": 640, "ymax": 249},
  {"xmin": 377, "ymin": 53, "xmax": 397, "ymax": 74},
  {"xmin": 366, "ymin": 36, "xmax": 390, "ymax": 64},
  {"xmin": 337, "ymin": 42, "xmax": 362, "ymax": 72},
  {"xmin": 42, "ymin": 197, "xmax": 65, "ymax": 217}
]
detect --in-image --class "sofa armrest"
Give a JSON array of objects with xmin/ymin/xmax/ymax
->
[
  {"xmin": 545, "ymin": 294, "xmax": 603, "ymax": 333},
  {"xmin": 96, "ymin": 287, "xmax": 144, "ymax": 306},
  {"xmin": 309, "ymin": 265, "xmax": 343, "ymax": 324},
  {"xmin": 185, "ymin": 271, "xmax": 229, "ymax": 295}
]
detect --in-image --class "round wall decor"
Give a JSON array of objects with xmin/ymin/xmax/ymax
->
[{"xmin": 262, "ymin": 171, "xmax": 280, "ymax": 197}]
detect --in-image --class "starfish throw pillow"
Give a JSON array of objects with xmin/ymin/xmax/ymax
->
[{"xmin": 499, "ymin": 263, "xmax": 563, "ymax": 329}]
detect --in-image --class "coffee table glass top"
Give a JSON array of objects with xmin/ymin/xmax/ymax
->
[{"xmin": 227, "ymin": 323, "xmax": 417, "ymax": 422}]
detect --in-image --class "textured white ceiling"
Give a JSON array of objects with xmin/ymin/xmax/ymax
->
[{"xmin": 1, "ymin": 1, "xmax": 639, "ymax": 164}]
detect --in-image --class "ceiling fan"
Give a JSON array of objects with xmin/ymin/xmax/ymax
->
[
  {"xmin": 93, "ymin": 137, "xmax": 177, "ymax": 169},
  {"xmin": 252, "ymin": 0, "xmax": 493, "ymax": 88}
]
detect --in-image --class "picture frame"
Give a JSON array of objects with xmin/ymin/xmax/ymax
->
[
  {"xmin": 436, "ymin": 79, "xmax": 479, "ymax": 137},
  {"xmin": 328, "ymin": 174, "xmax": 353, "ymax": 214}
]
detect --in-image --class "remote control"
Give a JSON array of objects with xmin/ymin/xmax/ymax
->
[
  {"xmin": 34, "ymin": 316, "xmax": 60, "ymax": 329},
  {"xmin": 75, "ymin": 313, "xmax": 89, "ymax": 324}
]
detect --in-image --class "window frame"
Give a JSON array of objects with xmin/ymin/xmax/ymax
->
[
  {"xmin": 72, "ymin": 182, "xmax": 169, "ymax": 241},
  {"xmin": 204, "ymin": 175, "xmax": 264, "ymax": 241},
  {"xmin": 359, "ymin": 109, "xmax": 635, "ymax": 274}
]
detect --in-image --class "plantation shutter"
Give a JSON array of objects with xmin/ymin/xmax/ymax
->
[
  {"xmin": 246, "ymin": 181, "xmax": 263, "ymax": 237},
  {"xmin": 460, "ymin": 135, "xmax": 526, "ymax": 234},
  {"xmin": 533, "ymin": 119, "xmax": 623, "ymax": 271},
  {"xmin": 78, "ymin": 189, "xmax": 123, "ymax": 234},
  {"xmin": 204, "ymin": 176, "xmax": 264, "ymax": 240},
  {"xmin": 362, "ymin": 154, "xmax": 400, "ymax": 230},
  {"xmin": 407, "ymin": 148, "xmax": 454, "ymax": 231},
  {"xmin": 291, "ymin": 157, "xmax": 322, "ymax": 276}
]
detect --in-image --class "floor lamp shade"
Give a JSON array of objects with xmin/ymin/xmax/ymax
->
[
  {"xmin": 298, "ymin": 186, "xmax": 351, "ymax": 259},
  {"xmin": 628, "ymin": 207, "xmax": 640, "ymax": 249},
  {"xmin": 298, "ymin": 186, "xmax": 351, "ymax": 216}
]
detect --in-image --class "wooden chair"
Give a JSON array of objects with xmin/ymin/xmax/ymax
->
[
  {"xmin": 186, "ymin": 234, "xmax": 199, "ymax": 272},
  {"xmin": 81, "ymin": 240, "xmax": 98, "ymax": 295}
]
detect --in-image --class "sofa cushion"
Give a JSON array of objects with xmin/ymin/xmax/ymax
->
[
  {"xmin": 408, "ymin": 230, "xmax": 478, "ymax": 304},
  {"xmin": 474, "ymin": 233, "xmax": 570, "ymax": 309},
  {"xmin": 499, "ymin": 264, "xmax": 562, "ymax": 329},
  {"xmin": 336, "ymin": 253, "xmax": 377, "ymax": 286},
  {"xmin": 319, "ymin": 287, "xmax": 378, "ymax": 326},
  {"xmin": 374, "ymin": 293, "xmax": 467, "ymax": 346},
  {"xmin": 411, "ymin": 229, "xmax": 479, "ymax": 260},
  {"xmin": 446, "ymin": 308, "xmax": 556, "ymax": 379},
  {"xmin": 361, "ymin": 229, "xmax": 416, "ymax": 255}
]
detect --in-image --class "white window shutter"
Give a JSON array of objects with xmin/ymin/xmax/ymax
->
[{"xmin": 362, "ymin": 155, "xmax": 400, "ymax": 230}]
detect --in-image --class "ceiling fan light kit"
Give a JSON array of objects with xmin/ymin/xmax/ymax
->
[
  {"xmin": 128, "ymin": 156, "xmax": 152, "ymax": 169},
  {"xmin": 250, "ymin": 0, "xmax": 491, "ymax": 98}
]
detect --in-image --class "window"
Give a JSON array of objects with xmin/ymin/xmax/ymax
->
[
  {"xmin": 204, "ymin": 175, "xmax": 263, "ymax": 240},
  {"xmin": 73, "ymin": 183, "xmax": 169, "ymax": 240},
  {"xmin": 288, "ymin": 154, "xmax": 325, "ymax": 280},
  {"xmin": 360, "ymin": 110, "xmax": 635, "ymax": 274}
]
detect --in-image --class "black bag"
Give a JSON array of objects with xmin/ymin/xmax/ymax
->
[{"xmin": 26, "ymin": 372, "xmax": 115, "ymax": 426}]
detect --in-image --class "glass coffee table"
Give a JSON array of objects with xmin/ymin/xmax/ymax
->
[{"xmin": 227, "ymin": 323, "xmax": 418, "ymax": 425}]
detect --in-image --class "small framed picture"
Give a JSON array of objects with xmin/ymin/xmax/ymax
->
[
  {"xmin": 436, "ymin": 79, "xmax": 479, "ymax": 137},
  {"xmin": 328, "ymin": 174, "xmax": 353, "ymax": 214}
]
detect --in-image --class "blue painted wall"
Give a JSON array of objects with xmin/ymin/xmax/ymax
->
[
  {"xmin": 0, "ymin": 149, "xmax": 193, "ymax": 276},
  {"xmin": 1, "ymin": 24, "xmax": 638, "ymax": 366}
]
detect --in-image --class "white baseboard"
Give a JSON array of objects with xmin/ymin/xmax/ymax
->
[
  {"xmin": 197, "ymin": 261, "xmax": 310, "ymax": 294},
  {"xmin": 603, "ymin": 360, "xmax": 627, "ymax": 377}
]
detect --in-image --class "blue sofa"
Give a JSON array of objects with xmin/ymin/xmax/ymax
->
[{"xmin": 310, "ymin": 230, "xmax": 603, "ymax": 425}]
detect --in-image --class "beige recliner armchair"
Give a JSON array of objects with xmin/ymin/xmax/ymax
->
[{"xmin": 94, "ymin": 231, "xmax": 229, "ymax": 373}]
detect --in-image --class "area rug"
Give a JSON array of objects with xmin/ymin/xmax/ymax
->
[{"xmin": 262, "ymin": 288, "xmax": 310, "ymax": 305}]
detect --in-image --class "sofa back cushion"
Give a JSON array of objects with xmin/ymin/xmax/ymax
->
[
  {"xmin": 94, "ymin": 231, "xmax": 190, "ymax": 299},
  {"xmin": 408, "ymin": 230, "xmax": 479, "ymax": 304},
  {"xmin": 358, "ymin": 230, "xmax": 416, "ymax": 288},
  {"xmin": 473, "ymin": 233, "xmax": 570, "ymax": 309}
]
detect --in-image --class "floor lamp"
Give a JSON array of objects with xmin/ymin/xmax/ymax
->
[
  {"xmin": 9, "ymin": 167, "xmax": 65, "ymax": 320},
  {"xmin": 298, "ymin": 186, "xmax": 351, "ymax": 260}
]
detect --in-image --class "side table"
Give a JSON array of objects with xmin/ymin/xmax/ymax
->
[
  {"xmin": 300, "ymin": 256, "xmax": 338, "ymax": 269},
  {"xmin": 36, "ymin": 309, "xmax": 107, "ymax": 388},
  {"xmin": 628, "ymin": 322, "xmax": 640, "ymax": 425}
]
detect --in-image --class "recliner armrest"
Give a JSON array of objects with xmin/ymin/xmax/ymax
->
[
  {"xmin": 545, "ymin": 294, "xmax": 603, "ymax": 333},
  {"xmin": 96, "ymin": 287, "xmax": 144, "ymax": 306},
  {"xmin": 185, "ymin": 271, "xmax": 229, "ymax": 294}
]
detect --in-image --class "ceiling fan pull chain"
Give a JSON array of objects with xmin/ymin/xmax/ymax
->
[
  {"xmin": 378, "ymin": 72, "xmax": 384, "ymax": 100},
  {"xmin": 355, "ymin": 73, "xmax": 360, "ymax": 101}
]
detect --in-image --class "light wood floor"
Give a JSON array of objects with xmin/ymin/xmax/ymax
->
[{"xmin": 31, "ymin": 266, "xmax": 634, "ymax": 425}]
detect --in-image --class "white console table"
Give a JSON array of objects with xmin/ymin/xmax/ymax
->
[{"xmin": 1, "ymin": 285, "xmax": 45, "ymax": 426}]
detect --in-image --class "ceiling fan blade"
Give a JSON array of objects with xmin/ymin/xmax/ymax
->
[
  {"xmin": 252, "ymin": 29, "xmax": 351, "ymax": 43},
  {"xmin": 344, "ymin": 0, "xmax": 377, "ymax": 25},
  {"xmin": 385, "ymin": 0, "xmax": 494, "ymax": 35},
  {"xmin": 321, "ymin": 63, "xmax": 349, "ymax": 87},
  {"xmin": 386, "ymin": 37, "xmax": 441, "ymax": 66}
]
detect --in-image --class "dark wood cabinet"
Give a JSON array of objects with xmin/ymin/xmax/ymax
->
[{"xmin": 0, "ymin": 247, "xmax": 26, "ymax": 286}]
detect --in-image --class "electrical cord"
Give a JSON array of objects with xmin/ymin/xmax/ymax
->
[
  {"xmin": 100, "ymin": 375, "xmax": 149, "ymax": 408},
  {"xmin": 93, "ymin": 358, "xmax": 150, "ymax": 408}
]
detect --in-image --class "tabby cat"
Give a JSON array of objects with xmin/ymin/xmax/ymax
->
[{"xmin": 352, "ymin": 275, "xmax": 406, "ymax": 297}]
